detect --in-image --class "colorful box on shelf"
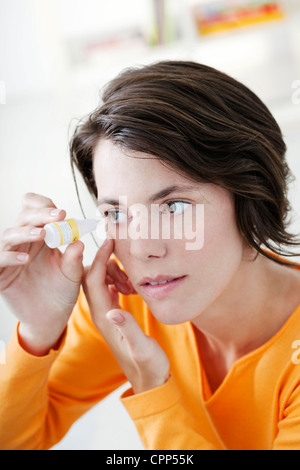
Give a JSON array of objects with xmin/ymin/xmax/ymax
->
[{"xmin": 193, "ymin": 1, "xmax": 285, "ymax": 36}]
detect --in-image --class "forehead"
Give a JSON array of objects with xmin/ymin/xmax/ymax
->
[{"xmin": 93, "ymin": 139, "xmax": 196, "ymax": 200}]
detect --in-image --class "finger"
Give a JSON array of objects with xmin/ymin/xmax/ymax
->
[
  {"xmin": 107, "ymin": 258, "xmax": 128, "ymax": 283},
  {"xmin": 86, "ymin": 237, "xmax": 114, "ymax": 283},
  {"xmin": 127, "ymin": 280, "xmax": 138, "ymax": 295},
  {"xmin": 82, "ymin": 237, "xmax": 114, "ymax": 311},
  {"xmin": 105, "ymin": 274, "xmax": 114, "ymax": 285},
  {"xmin": 108, "ymin": 285, "xmax": 121, "ymax": 308},
  {"xmin": 0, "ymin": 251, "xmax": 29, "ymax": 268},
  {"xmin": 60, "ymin": 241, "xmax": 84, "ymax": 283},
  {"xmin": 16, "ymin": 207, "xmax": 66, "ymax": 227},
  {"xmin": 114, "ymin": 281, "xmax": 136, "ymax": 295},
  {"xmin": 22, "ymin": 193, "xmax": 57, "ymax": 210},
  {"xmin": 106, "ymin": 259, "xmax": 136, "ymax": 295},
  {"xmin": 0, "ymin": 226, "xmax": 46, "ymax": 251},
  {"xmin": 106, "ymin": 308, "xmax": 150, "ymax": 356}
]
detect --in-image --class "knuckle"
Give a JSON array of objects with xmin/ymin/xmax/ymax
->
[
  {"xmin": 83, "ymin": 270, "xmax": 98, "ymax": 291},
  {"xmin": 1, "ymin": 228, "xmax": 12, "ymax": 244},
  {"xmin": 45, "ymin": 197, "xmax": 55, "ymax": 208},
  {"xmin": 0, "ymin": 227, "xmax": 17, "ymax": 251},
  {"xmin": 15, "ymin": 213, "xmax": 25, "ymax": 226},
  {"xmin": 22, "ymin": 192, "xmax": 54, "ymax": 209},
  {"xmin": 22, "ymin": 192, "xmax": 35, "ymax": 207},
  {"xmin": 131, "ymin": 344, "xmax": 153, "ymax": 364},
  {"xmin": 84, "ymin": 274, "xmax": 93, "ymax": 289},
  {"xmin": 134, "ymin": 353, "xmax": 151, "ymax": 365}
]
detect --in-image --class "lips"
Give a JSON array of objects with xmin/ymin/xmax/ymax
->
[
  {"xmin": 139, "ymin": 275, "xmax": 180, "ymax": 286},
  {"xmin": 139, "ymin": 275, "xmax": 186, "ymax": 299}
]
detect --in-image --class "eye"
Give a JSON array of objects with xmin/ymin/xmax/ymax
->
[
  {"xmin": 104, "ymin": 209, "xmax": 127, "ymax": 224},
  {"xmin": 161, "ymin": 201, "xmax": 190, "ymax": 215}
]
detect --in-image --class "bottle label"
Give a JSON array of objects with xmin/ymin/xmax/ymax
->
[
  {"xmin": 53, "ymin": 219, "xmax": 79, "ymax": 246},
  {"xmin": 66, "ymin": 219, "xmax": 80, "ymax": 242}
]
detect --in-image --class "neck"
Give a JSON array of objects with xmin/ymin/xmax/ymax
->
[{"xmin": 191, "ymin": 252, "xmax": 291, "ymax": 359}]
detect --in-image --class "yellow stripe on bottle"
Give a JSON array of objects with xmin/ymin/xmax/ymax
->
[{"xmin": 66, "ymin": 219, "xmax": 80, "ymax": 242}]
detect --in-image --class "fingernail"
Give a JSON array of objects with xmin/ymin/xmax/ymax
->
[
  {"xmin": 50, "ymin": 209, "xmax": 61, "ymax": 217},
  {"xmin": 30, "ymin": 228, "xmax": 43, "ymax": 237},
  {"xmin": 107, "ymin": 311, "xmax": 125, "ymax": 325},
  {"xmin": 17, "ymin": 253, "xmax": 29, "ymax": 263}
]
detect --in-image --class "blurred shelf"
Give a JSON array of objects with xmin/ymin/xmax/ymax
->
[{"xmin": 64, "ymin": 8, "xmax": 300, "ymax": 116}]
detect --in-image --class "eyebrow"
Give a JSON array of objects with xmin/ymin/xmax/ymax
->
[{"xmin": 97, "ymin": 184, "xmax": 199, "ymax": 207}]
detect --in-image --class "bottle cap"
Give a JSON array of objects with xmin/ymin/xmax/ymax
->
[{"xmin": 44, "ymin": 223, "xmax": 61, "ymax": 248}]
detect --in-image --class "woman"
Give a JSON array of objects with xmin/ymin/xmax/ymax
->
[{"xmin": 0, "ymin": 61, "xmax": 300, "ymax": 450}]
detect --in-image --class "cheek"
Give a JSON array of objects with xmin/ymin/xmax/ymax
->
[
  {"xmin": 112, "ymin": 236, "xmax": 126, "ymax": 255},
  {"xmin": 204, "ymin": 192, "xmax": 242, "ymax": 252},
  {"xmin": 186, "ymin": 201, "xmax": 244, "ymax": 297},
  {"xmin": 181, "ymin": 197, "xmax": 244, "ymax": 289}
]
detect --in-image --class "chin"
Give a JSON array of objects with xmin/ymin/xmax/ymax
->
[{"xmin": 144, "ymin": 299, "xmax": 191, "ymax": 326}]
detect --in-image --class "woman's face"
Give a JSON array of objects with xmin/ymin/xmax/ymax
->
[{"xmin": 94, "ymin": 139, "xmax": 246, "ymax": 325}]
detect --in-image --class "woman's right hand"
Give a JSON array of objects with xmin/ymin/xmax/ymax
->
[{"xmin": 0, "ymin": 193, "xmax": 85, "ymax": 355}]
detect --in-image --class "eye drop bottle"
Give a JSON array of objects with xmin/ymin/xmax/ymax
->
[{"xmin": 44, "ymin": 218, "xmax": 98, "ymax": 249}]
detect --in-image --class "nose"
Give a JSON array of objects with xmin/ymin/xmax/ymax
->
[
  {"xmin": 129, "ymin": 237, "xmax": 167, "ymax": 260},
  {"xmin": 126, "ymin": 206, "xmax": 168, "ymax": 260}
]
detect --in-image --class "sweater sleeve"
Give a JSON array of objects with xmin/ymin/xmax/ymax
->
[
  {"xmin": 120, "ymin": 374, "xmax": 219, "ymax": 450},
  {"xmin": 273, "ymin": 381, "xmax": 300, "ymax": 450},
  {"xmin": 0, "ymin": 291, "xmax": 127, "ymax": 450}
]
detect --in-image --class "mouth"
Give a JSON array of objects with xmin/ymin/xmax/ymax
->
[{"xmin": 139, "ymin": 275, "xmax": 187, "ymax": 299}]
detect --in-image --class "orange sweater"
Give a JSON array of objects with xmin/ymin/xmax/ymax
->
[{"xmin": 1, "ymin": 288, "xmax": 300, "ymax": 450}]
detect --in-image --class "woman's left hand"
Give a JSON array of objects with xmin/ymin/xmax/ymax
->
[{"xmin": 82, "ymin": 237, "xmax": 170, "ymax": 395}]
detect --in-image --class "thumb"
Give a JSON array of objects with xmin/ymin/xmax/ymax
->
[
  {"xmin": 106, "ymin": 308, "xmax": 149, "ymax": 353},
  {"xmin": 60, "ymin": 240, "xmax": 84, "ymax": 282},
  {"xmin": 106, "ymin": 308, "xmax": 170, "ymax": 394}
]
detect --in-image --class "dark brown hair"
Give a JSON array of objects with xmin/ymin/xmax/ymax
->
[{"xmin": 70, "ymin": 60, "xmax": 299, "ymax": 265}]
